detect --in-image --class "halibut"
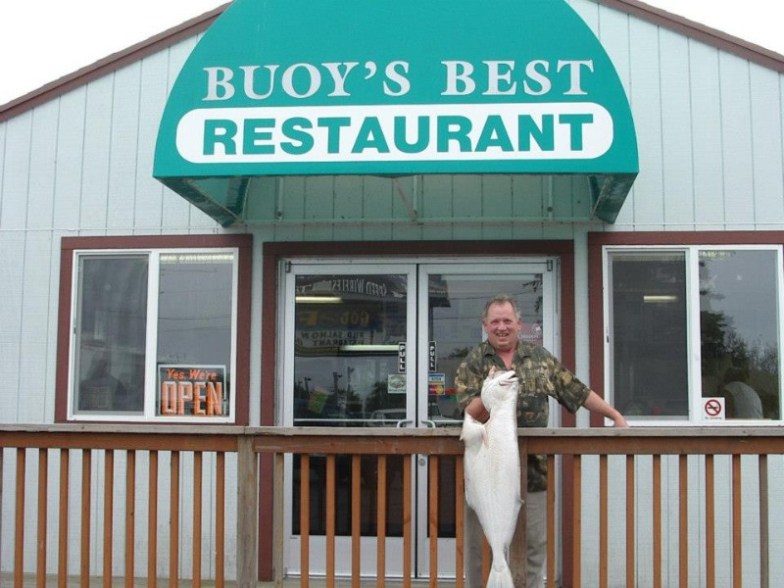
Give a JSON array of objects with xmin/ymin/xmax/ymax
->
[{"xmin": 460, "ymin": 369, "xmax": 522, "ymax": 588}]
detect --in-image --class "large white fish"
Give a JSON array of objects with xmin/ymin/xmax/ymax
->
[{"xmin": 460, "ymin": 369, "xmax": 522, "ymax": 588}]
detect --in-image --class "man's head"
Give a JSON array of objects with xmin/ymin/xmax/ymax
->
[{"xmin": 482, "ymin": 294, "xmax": 522, "ymax": 352}]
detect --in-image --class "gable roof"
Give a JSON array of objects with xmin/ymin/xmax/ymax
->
[{"xmin": 1, "ymin": 0, "xmax": 782, "ymax": 123}]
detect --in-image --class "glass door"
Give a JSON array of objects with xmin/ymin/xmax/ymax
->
[
  {"xmin": 282, "ymin": 262, "xmax": 417, "ymax": 577},
  {"xmin": 415, "ymin": 262, "xmax": 557, "ymax": 579},
  {"xmin": 280, "ymin": 258, "xmax": 558, "ymax": 579}
]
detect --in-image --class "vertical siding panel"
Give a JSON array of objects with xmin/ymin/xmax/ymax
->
[
  {"xmin": 567, "ymin": 0, "xmax": 599, "ymax": 31},
  {"xmin": 0, "ymin": 231, "xmax": 24, "ymax": 422},
  {"xmin": 719, "ymin": 55, "xmax": 755, "ymax": 229},
  {"xmin": 627, "ymin": 19, "xmax": 665, "ymax": 229},
  {"xmin": 766, "ymin": 455, "xmax": 784, "ymax": 583},
  {"xmin": 304, "ymin": 176, "xmax": 335, "ymax": 240},
  {"xmin": 136, "ymin": 51, "xmax": 171, "ymax": 233},
  {"xmin": 18, "ymin": 233, "xmax": 54, "ymax": 422},
  {"xmin": 749, "ymin": 65, "xmax": 784, "ymax": 225},
  {"xmin": 659, "ymin": 30, "xmax": 695, "ymax": 229},
  {"xmin": 333, "ymin": 176, "xmax": 364, "ymax": 241},
  {"xmin": 162, "ymin": 38, "xmax": 206, "ymax": 232},
  {"xmin": 273, "ymin": 177, "xmax": 306, "ymax": 241},
  {"xmin": 54, "ymin": 89, "xmax": 87, "ymax": 230},
  {"xmin": 0, "ymin": 113, "xmax": 32, "ymax": 229},
  {"xmin": 0, "ymin": 114, "xmax": 31, "ymax": 423},
  {"xmin": 551, "ymin": 176, "xmax": 577, "ymax": 222},
  {"xmin": 0, "ymin": 116, "xmax": 6, "ymax": 218},
  {"xmin": 511, "ymin": 176, "xmax": 544, "ymax": 239},
  {"xmin": 596, "ymin": 6, "xmax": 636, "ymax": 229},
  {"xmin": 689, "ymin": 43, "xmax": 725, "ymax": 229},
  {"xmin": 243, "ymin": 177, "xmax": 279, "ymax": 223},
  {"xmin": 80, "ymin": 77, "xmax": 115, "ymax": 233},
  {"xmin": 480, "ymin": 175, "xmax": 513, "ymax": 239},
  {"xmin": 174, "ymin": 34, "xmax": 218, "ymax": 233},
  {"xmin": 27, "ymin": 104, "xmax": 59, "ymax": 230},
  {"xmin": 107, "ymin": 65, "xmax": 142, "ymax": 232},
  {"xmin": 597, "ymin": 7, "xmax": 632, "ymax": 107},
  {"xmin": 420, "ymin": 175, "xmax": 455, "ymax": 240},
  {"xmin": 452, "ymin": 175, "xmax": 482, "ymax": 240},
  {"xmin": 361, "ymin": 176, "xmax": 394, "ymax": 240},
  {"xmin": 391, "ymin": 176, "xmax": 423, "ymax": 241}
]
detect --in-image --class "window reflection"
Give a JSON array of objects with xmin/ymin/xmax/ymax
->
[
  {"xmin": 699, "ymin": 250, "xmax": 780, "ymax": 420},
  {"xmin": 73, "ymin": 251, "xmax": 236, "ymax": 419},
  {"xmin": 76, "ymin": 255, "xmax": 148, "ymax": 413},
  {"xmin": 293, "ymin": 275, "xmax": 408, "ymax": 426},
  {"xmin": 609, "ymin": 248, "xmax": 781, "ymax": 421},
  {"xmin": 610, "ymin": 252, "xmax": 689, "ymax": 418}
]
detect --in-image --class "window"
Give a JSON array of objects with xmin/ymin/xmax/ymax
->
[
  {"xmin": 607, "ymin": 246, "xmax": 782, "ymax": 423},
  {"xmin": 65, "ymin": 243, "xmax": 242, "ymax": 422}
]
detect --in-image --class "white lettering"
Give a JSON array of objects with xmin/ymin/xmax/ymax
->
[
  {"xmin": 281, "ymin": 63, "xmax": 322, "ymax": 98},
  {"xmin": 383, "ymin": 61, "xmax": 411, "ymax": 96},
  {"xmin": 204, "ymin": 67, "xmax": 235, "ymax": 101},
  {"xmin": 557, "ymin": 60, "xmax": 594, "ymax": 95},
  {"xmin": 441, "ymin": 61, "xmax": 476, "ymax": 96},
  {"xmin": 240, "ymin": 65, "xmax": 279, "ymax": 100},
  {"xmin": 175, "ymin": 103, "xmax": 614, "ymax": 164},
  {"xmin": 523, "ymin": 60, "xmax": 551, "ymax": 96},
  {"xmin": 323, "ymin": 62, "xmax": 359, "ymax": 97},
  {"xmin": 483, "ymin": 60, "xmax": 516, "ymax": 96}
]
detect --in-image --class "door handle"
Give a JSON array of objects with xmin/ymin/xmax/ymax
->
[
  {"xmin": 421, "ymin": 419, "xmax": 437, "ymax": 428},
  {"xmin": 396, "ymin": 419, "xmax": 414, "ymax": 428}
]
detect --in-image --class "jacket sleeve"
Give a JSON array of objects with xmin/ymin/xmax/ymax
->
[{"xmin": 454, "ymin": 346, "xmax": 486, "ymax": 412}]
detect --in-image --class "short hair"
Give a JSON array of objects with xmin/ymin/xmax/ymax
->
[{"xmin": 483, "ymin": 294, "xmax": 521, "ymax": 320}]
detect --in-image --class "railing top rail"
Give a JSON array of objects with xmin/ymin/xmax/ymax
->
[
  {"xmin": 246, "ymin": 426, "xmax": 784, "ymax": 456},
  {"xmin": 3, "ymin": 424, "xmax": 784, "ymax": 455},
  {"xmin": 2, "ymin": 424, "xmax": 781, "ymax": 436},
  {"xmin": 244, "ymin": 425, "xmax": 784, "ymax": 438},
  {"xmin": 0, "ymin": 424, "xmax": 241, "ymax": 451}
]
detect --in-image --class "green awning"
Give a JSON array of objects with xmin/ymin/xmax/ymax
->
[{"xmin": 155, "ymin": 0, "xmax": 638, "ymax": 226}]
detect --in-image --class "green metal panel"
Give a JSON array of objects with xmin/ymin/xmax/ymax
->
[{"xmin": 154, "ymin": 0, "xmax": 638, "ymax": 226}]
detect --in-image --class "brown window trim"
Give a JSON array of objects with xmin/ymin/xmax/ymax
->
[
  {"xmin": 587, "ymin": 230, "xmax": 784, "ymax": 427},
  {"xmin": 55, "ymin": 233, "xmax": 253, "ymax": 424}
]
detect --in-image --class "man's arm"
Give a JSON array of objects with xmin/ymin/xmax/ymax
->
[
  {"xmin": 582, "ymin": 391, "xmax": 629, "ymax": 427},
  {"xmin": 455, "ymin": 348, "xmax": 489, "ymax": 422},
  {"xmin": 464, "ymin": 396, "xmax": 490, "ymax": 423}
]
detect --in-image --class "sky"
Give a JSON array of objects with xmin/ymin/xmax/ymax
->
[{"xmin": 1, "ymin": 0, "xmax": 783, "ymax": 107}]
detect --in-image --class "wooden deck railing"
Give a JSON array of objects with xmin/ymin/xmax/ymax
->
[{"xmin": 2, "ymin": 425, "xmax": 784, "ymax": 587}]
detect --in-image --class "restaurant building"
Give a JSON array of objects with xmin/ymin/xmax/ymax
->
[{"xmin": 2, "ymin": 0, "xmax": 783, "ymax": 584}]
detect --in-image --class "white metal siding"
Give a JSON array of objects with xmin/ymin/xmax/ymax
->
[{"xmin": 568, "ymin": 0, "xmax": 784, "ymax": 231}]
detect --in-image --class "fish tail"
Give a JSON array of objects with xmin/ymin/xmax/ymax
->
[{"xmin": 485, "ymin": 557, "xmax": 515, "ymax": 588}]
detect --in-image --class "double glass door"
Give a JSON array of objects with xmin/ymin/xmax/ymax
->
[{"xmin": 281, "ymin": 259, "xmax": 558, "ymax": 579}]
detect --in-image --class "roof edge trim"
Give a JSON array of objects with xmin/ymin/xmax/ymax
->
[{"xmin": 0, "ymin": 3, "xmax": 228, "ymax": 122}]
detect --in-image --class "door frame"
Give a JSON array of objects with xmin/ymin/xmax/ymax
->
[{"xmin": 259, "ymin": 240, "xmax": 578, "ymax": 581}]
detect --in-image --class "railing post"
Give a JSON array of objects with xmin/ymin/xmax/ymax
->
[{"xmin": 237, "ymin": 435, "xmax": 259, "ymax": 588}]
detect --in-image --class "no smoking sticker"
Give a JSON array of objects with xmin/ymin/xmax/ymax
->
[{"xmin": 702, "ymin": 397, "xmax": 725, "ymax": 421}]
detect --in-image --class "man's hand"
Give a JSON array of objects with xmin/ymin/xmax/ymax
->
[
  {"xmin": 583, "ymin": 390, "xmax": 629, "ymax": 428},
  {"xmin": 465, "ymin": 397, "xmax": 490, "ymax": 423}
]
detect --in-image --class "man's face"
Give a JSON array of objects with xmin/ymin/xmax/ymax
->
[{"xmin": 483, "ymin": 301, "xmax": 522, "ymax": 352}]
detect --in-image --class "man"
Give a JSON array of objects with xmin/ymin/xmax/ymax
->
[{"xmin": 455, "ymin": 294, "xmax": 628, "ymax": 588}]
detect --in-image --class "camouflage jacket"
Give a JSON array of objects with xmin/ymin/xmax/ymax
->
[{"xmin": 455, "ymin": 340, "xmax": 591, "ymax": 491}]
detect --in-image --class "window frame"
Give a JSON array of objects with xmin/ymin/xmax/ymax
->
[
  {"xmin": 56, "ymin": 234, "xmax": 253, "ymax": 425},
  {"xmin": 601, "ymin": 242, "xmax": 784, "ymax": 426}
]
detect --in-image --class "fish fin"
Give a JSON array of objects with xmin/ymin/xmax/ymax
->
[
  {"xmin": 485, "ymin": 557, "xmax": 514, "ymax": 588},
  {"xmin": 460, "ymin": 414, "xmax": 485, "ymax": 446}
]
